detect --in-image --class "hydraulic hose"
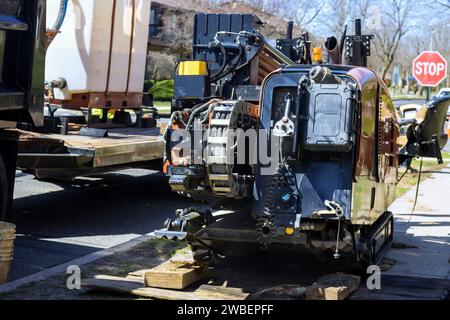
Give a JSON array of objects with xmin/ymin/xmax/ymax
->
[
  {"xmin": 46, "ymin": 0, "xmax": 68, "ymax": 48},
  {"xmin": 52, "ymin": 0, "xmax": 68, "ymax": 31},
  {"xmin": 210, "ymin": 42, "xmax": 228, "ymax": 82}
]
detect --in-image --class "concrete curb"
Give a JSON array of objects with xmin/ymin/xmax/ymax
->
[{"xmin": 0, "ymin": 233, "xmax": 155, "ymax": 295}]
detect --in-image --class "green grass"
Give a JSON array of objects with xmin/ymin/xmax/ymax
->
[
  {"xmin": 441, "ymin": 151, "xmax": 450, "ymax": 160},
  {"xmin": 396, "ymin": 159, "xmax": 445, "ymax": 197},
  {"xmin": 154, "ymin": 100, "xmax": 171, "ymax": 107},
  {"xmin": 154, "ymin": 101, "xmax": 171, "ymax": 115},
  {"xmin": 390, "ymin": 93, "xmax": 425, "ymax": 100}
]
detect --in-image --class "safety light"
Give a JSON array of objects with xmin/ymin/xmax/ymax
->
[
  {"xmin": 285, "ymin": 227, "xmax": 295, "ymax": 235},
  {"xmin": 312, "ymin": 47, "xmax": 323, "ymax": 64}
]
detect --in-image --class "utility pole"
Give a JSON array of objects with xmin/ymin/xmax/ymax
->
[{"xmin": 426, "ymin": 30, "xmax": 437, "ymax": 101}]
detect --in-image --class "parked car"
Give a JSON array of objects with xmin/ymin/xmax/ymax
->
[
  {"xmin": 399, "ymin": 104, "xmax": 422, "ymax": 119},
  {"xmin": 437, "ymin": 88, "xmax": 450, "ymax": 98}
]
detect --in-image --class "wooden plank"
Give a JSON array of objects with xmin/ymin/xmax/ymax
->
[
  {"xmin": 144, "ymin": 261, "xmax": 209, "ymax": 290},
  {"xmin": 82, "ymin": 275, "xmax": 247, "ymax": 300},
  {"xmin": 40, "ymin": 127, "xmax": 162, "ymax": 149},
  {"xmin": 83, "ymin": 275, "xmax": 202, "ymax": 300},
  {"xmin": 0, "ymin": 121, "xmax": 16, "ymax": 129},
  {"xmin": 306, "ymin": 273, "xmax": 360, "ymax": 300},
  {"xmin": 195, "ymin": 285, "xmax": 249, "ymax": 300}
]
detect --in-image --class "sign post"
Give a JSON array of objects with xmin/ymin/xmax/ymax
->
[{"xmin": 412, "ymin": 51, "xmax": 448, "ymax": 102}]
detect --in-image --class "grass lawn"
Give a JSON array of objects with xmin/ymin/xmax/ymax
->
[
  {"xmin": 396, "ymin": 159, "xmax": 446, "ymax": 197},
  {"xmin": 441, "ymin": 151, "xmax": 450, "ymax": 160},
  {"xmin": 390, "ymin": 93, "xmax": 425, "ymax": 100},
  {"xmin": 154, "ymin": 100, "xmax": 170, "ymax": 107},
  {"xmin": 154, "ymin": 100, "xmax": 171, "ymax": 116}
]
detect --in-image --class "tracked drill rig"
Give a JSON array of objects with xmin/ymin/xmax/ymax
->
[{"xmin": 157, "ymin": 14, "xmax": 450, "ymax": 267}]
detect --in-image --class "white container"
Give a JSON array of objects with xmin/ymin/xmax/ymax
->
[{"xmin": 46, "ymin": 0, "xmax": 151, "ymax": 101}]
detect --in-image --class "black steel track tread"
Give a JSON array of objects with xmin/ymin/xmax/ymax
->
[{"xmin": 367, "ymin": 211, "xmax": 393, "ymax": 238}]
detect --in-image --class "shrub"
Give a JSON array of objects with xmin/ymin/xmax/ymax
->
[{"xmin": 148, "ymin": 79, "xmax": 174, "ymax": 101}]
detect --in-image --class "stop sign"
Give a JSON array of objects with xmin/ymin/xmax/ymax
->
[{"xmin": 413, "ymin": 51, "xmax": 448, "ymax": 87}]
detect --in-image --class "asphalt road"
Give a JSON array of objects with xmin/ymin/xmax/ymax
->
[{"xmin": 10, "ymin": 169, "xmax": 205, "ymax": 281}]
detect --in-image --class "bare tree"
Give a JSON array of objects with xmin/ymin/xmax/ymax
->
[
  {"xmin": 319, "ymin": 0, "xmax": 353, "ymax": 37},
  {"xmin": 283, "ymin": 1, "xmax": 325, "ymax": 29},
  {"xmin": 434, "ymin": 0, "xmax": 450, "ymax": 9},
  {"xmin": 314, "ymin": 0, "xmax": 373, "ymax": 40},
  {"xmin": 224, "ymin": 0, "xmax": 325, "ymax": 29},
  {"xmin": 373, "ymin": 0, "xmax": 414, "ymax": 79},
  {"xmin": 159, "ymin": 6, "xmax": 195, "ymax": 53},
  {"xmin": 146, "ymin": 52, "xmax": 176, "ymax": 81}
]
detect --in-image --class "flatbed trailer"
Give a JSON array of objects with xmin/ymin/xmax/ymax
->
[{"xmin": 16, "ymin": 126, "xmax": 164, "ymax": 180}]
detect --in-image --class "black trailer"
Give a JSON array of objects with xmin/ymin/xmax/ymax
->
[{"xmin": 0, "ymin": 0, "xmax": 45, "ymax": 220}]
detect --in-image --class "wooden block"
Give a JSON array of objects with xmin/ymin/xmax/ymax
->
[
  {"xmin": 144, "ymin": 261, "xmax": 209, "ymax": 290},
  {"xmin": 306, "ymin": 273, "xmax": 360, "ymax": 300}
]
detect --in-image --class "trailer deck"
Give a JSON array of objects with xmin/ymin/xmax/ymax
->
[{"xmin": 16, "ymin": 127, "xmax": 164, "ymax": 179}]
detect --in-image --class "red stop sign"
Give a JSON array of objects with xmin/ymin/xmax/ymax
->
[{"xmin": 413, "ymin": 51, "xmax": 448, "ymax": 87}]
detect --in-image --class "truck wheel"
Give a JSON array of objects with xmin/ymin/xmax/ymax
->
[{"xmin": 0, "ymin": 155, "xmax": 9, "ymax": 221}]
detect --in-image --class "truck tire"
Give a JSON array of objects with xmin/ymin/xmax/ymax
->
[{"xmin": 0, "ymin": 155, "xmax": 9, "ymax": 221}]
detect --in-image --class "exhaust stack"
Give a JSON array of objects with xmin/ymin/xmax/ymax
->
[{"xmin": 325, "ymin": 36, "xmax": 341, "ymax": 64}]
